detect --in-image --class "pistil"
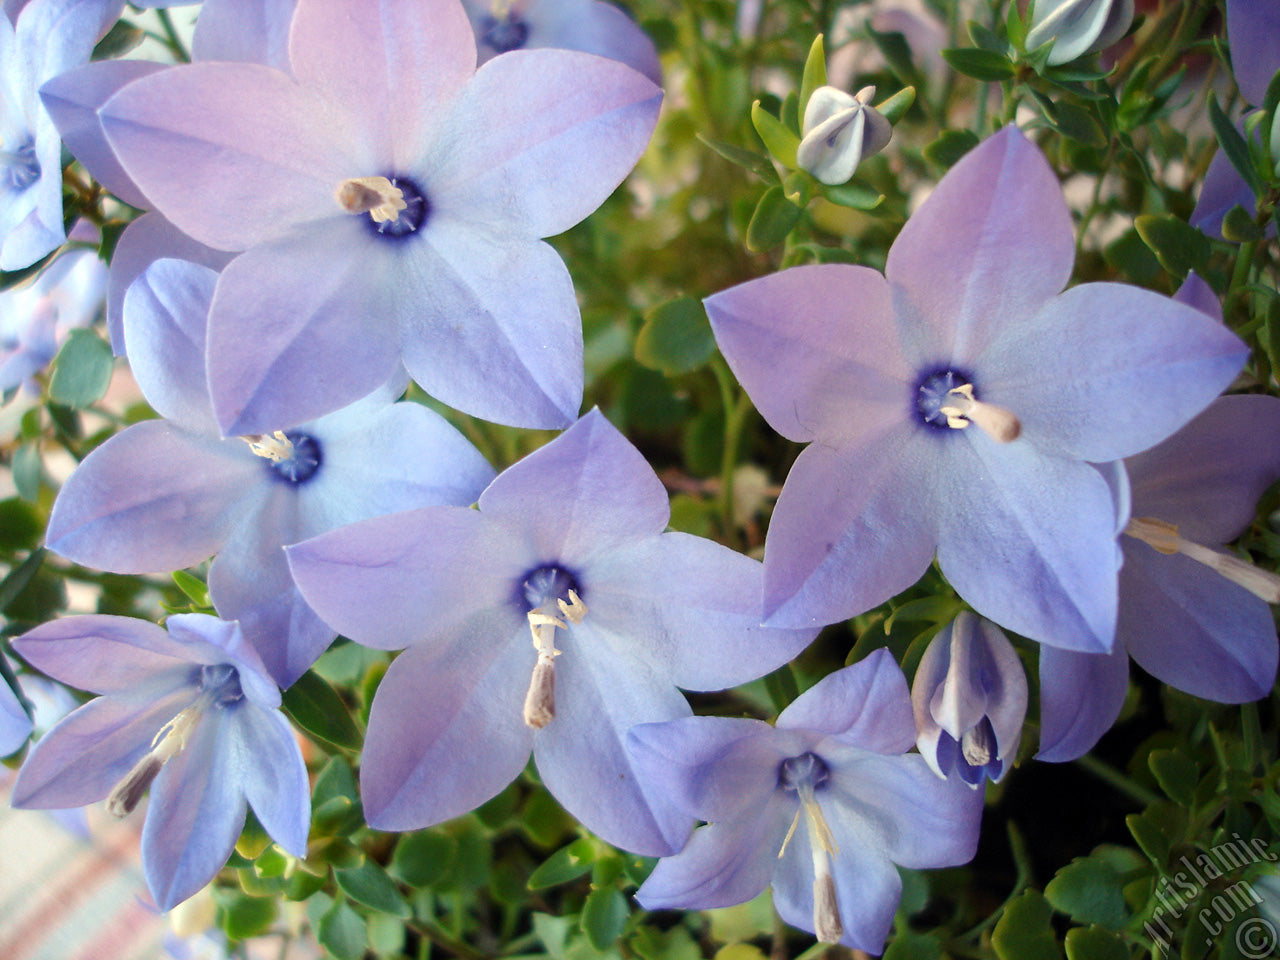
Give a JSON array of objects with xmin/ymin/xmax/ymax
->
[
  {"xmin": 107, "ymin": 705, "xmax": 202, "ymax": 817},
  {"xmin": 243, "ymin": 431, "xmax": 296, "ymax": 462},
  {"xmin": 778, "ymin": 754, "xmax": 843, "ymax": 943},
  {"xmin": 522, "ymin": 590, "xmax": 587, "ymax": 729},
  {"xmin": 938, "ymin": 384, "xmax": 1021, "ymax": 443},
  {"xmin": 1125, "ymin": 517, "xmax": 1280, "ymax": 602},
  {"xmin": 335, "ymin": 176, "xmax": 407, "ymax": 223}
]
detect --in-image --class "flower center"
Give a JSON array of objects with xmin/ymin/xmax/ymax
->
[
  {"xmin": 335, "ymin": 174, "xmax": 429, "ymax": 239},
  {"xmin": 480, "ymin": 10, "xmax": 530, "ymax": 52},
  {"xmin": 915, "ymin": 369, "xmax": 1020, "ymax": 443},
  {"xmin": 243, "ymin": 431, "xmax": 323, "ymax": 485},
  {"xmin": 518, "ymin": 565, "xmax": 586, "ymax": 729},
  {"xmin": 777, "ymin": 752, "xmax": 843, "ymax": 943},
  {"xmin": 960, "ymin": 716, "xmax": 997, "ymax": 767},
  {"xmin": 1125, "ymin": 517, "xmax": 1280, "ymax": 602},
  {"xmin": 1, "ymin": 136, "xmax": 40, "ymax": 193}
]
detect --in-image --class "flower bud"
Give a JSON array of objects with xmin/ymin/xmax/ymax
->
[
  {"xmin": 1024, "ymin": 0, "xmax": 1134, "ymax": 66},
  {"xmin": 796, "ymin": 85, "xmax": 892, "ymax": 185}
]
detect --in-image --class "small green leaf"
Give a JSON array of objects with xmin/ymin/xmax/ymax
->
[
  {"xmin": 865, "ymin": 25, "xmax": 923, "ymax": 87},
  {"xmin": 171, "ymin": 569, "xmax": 210, "ymax": 608},
  {"xmin": 1209, "ymin": 93, "xmax": 1264, "ymax": 196},
  {"xmin": 219, "ymin": 892, "xmax": 278, "ymax": 940},
  {"xmin": 48, "ymin": 329, "xmax": 114, "ymax": 409},
  {"xmin": 317, "ymin": 898, "xmax": 366, "ymax": 960},
  {"xmin": 1064, "ymin": 925, "xmax": 1130, "ymax": 960},
  {"xmin": 746, "ymin": 185, "xmax": 803, "ymax": 252},
  {"xmin": 799, "ymin": 35, "xmax": 827, "ymax": 118},
  {"xmin": 877, "ymin": 85, "xmax": 916, "ymax": 124},
  {"xmin": 635, "ymin": 296, "xmax": 717, "ymax": 375},
  {"xmin": 751, "ymin": 101, "xmax": 800, "ymax": 168},
  {"xmin": 282, "ymin": 670, "xmax": 362, "ymax": 750},
  {"xmin": 884, "ymin": 931, "xmax": 944, "ymax": 960},
  {"xmin": 1126, "ymin": 801, "xmax": 1188, "ymax": 866},
  {"xmin": 389, "ymin": 829, "xmax": 455, "ymax": 888},
  {"xmin": 697, "ymin": 134, "xmax": 778, "ymax": 182},
  {"xmin": 1149, "ymin": 748, "xmax": 1198, "ymax": 805},
  {"xmin": 1045, "ymin": 856, "xmax": 1127, "ymax": 928},
  {"xmin": 12, "ymin": 443, "xmax": 41, "ymax": 503},
  {"xmin": 284, "ymin": 868, "xmax": 327, "ymax": 901},
  {"xmin": 0, "ymin": 499, "xmax": 42, "ymax": 551},
  {"xmin": 1135, "ymin": 214, "xmax": 1211, "ymax": 278},
  {"xmin": 1222, "ymin": 204, "xmax": 1265, "ymax": 242},
  {"xmin": 581, "ymin": 885, "xmax": 629, "ymax": 950},
  {"xmin": 334, "ymin": 861, "xmax": 411, "ymax": 918},
  {"xmin": 366, "ymin": 912, "xmax": 405, "ymax": 956},
  {"xmin": 924, "ymin": 129, "xmax": 981, "ymax": 169},
  {"xmin": 942, "ymin": 47, "xmax": 1017, "ymax": 82},
  {"xmin": 992, "ymin": 890, "xmax": 1064, "ymax": 960},
  {"xmin": 92, "ymin": 18, "xmax": 145, "ymax": 60},
  {"xmin": 968, "ymin": 20, "xmax": 1009, "ymax": 54},
  {"xmin": 528, "ymin": 838, "xmax": 596, "ymax": 890}
]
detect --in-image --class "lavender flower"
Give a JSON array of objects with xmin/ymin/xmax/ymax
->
[
  {"xmin": 90, "ymin": 0, "xmax": 661, "ymax": 433},
  {"xmin": 45, "ymin": 257, "xmax": 494, "ymax": 686},
  {"xmin": 796, "ymin": 85, "xmax": 891, "ymax": 185},
  {"xmin": 10, "ymin": 613, "xmax": 309, "ymax": 911},
  {"xmin": 911, "ymin": 611, "xmax": 1026, "ymax": 786},
  {"xmin": 628, "ymin": 649, "xmax": 983, "ymax": 952},
  {"xmin": 1226, "ymin": 0, "xmax": 1280, "ymax": 106},
  {"xmin": 0, "ymin": 663, "xmax": 31, "ymax": 756},
  {"xmin": 286, "ymin": 409, "xmax": 816, "ymax": 855},
  {"xmin": 1024, "ymin": 0, "xmax": 1134, "ymax": 66},
  {"xmin": 706, "ymin": 126, "xmax": 1247, "ymax": 653}
]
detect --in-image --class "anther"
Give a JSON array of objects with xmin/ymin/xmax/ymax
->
[
  {"xmin": 1125, "ymin": 518, "xmax": 1280, "ymax": 603},
  {"xmin": 243, "ymin": 431, "xmax": 295, "ymax": 462},
  {"xmin": 335, "ymin": 177, "xmax": 407, "ymax": 223},
  {"xmin": 961, "ymin": 723, "xmax": 995, "ymax": 767},
  {"xmin": 522, "ymin": 590, "xmax": 587, "ymax": 729},
  {"xmin": 106, "ymin": 706, "xmax": 202, "ymax": 817},
  {"xmin": 938, "ymin": 384, "xmax": 1021, "ymax": 443}
]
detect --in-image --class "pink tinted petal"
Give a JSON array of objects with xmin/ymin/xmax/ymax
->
[
  {"xmin": 534, "ymin": 623, "xmax": 693, "ymax": 855},
  {"xmin": 122, "ymin": 258, "xmax": 218, "ymax": 432},
  {"xmin": 936, "ymin": 435, "xmax": 1120, "ymax": 653},
  {"xmin": 1126, "ymin": 395, "xmax": 1280, "ymax": 545},
  {"xmin": 586, "ymin": 532, "xmax": 815, "ymax": 691},
  {"xmin": 778, "ymin": 650, "xmax": 915, "ymax": 753},
  {"xmin": 763, "ymin": 430, "xmax": 937, "ymax": 629},
  {"xmin": 1036, "ymin": 643, "xmax": 1129, "ymax": 762},
  {"xmin": 206, "ymin": 223, "xmax": 401, "ymax": 435},
  {"xmin": 227, "ymin": 705, "xmax": 309, "ymax": 856},
  {"xmin": 886, "ymin": 126, "xmax": 1074, "ymax": 365},
  {"xmin": 193, "ymin": 0, "xmax": 297, "ymax": 68},
  {"xmin": 361, "ymin": 632, "xmax": 533, "ymax": 830},
  {"xmin": 399, "ymin": 229, "xmax": 582, "ymax": 429},
  {"xmin": 479, "ymin": 409, "xmax": 667, "ymax": 561},
  {"xmin": 705, "ymin": 264, "xmax": 909, "ymax": 444},
  {"xmin": 106, "ymin": 213, "xmax": 232, "ymax": 354},
  {"xmin": 501, "ymin": 0, "xmax": 663, "ymax": 84},
  {"xmin": 290, "ymin": 0, "xmax": 474, "ymax": 164},
  {"xmin": 46, "ymin": 421, "xmax": 261, "ymax": 573},
  {"xmin": 39, "ymin": 58, "xmax": 168, "ymax": 210},
  {"xmin": 982, "ymin": 283, "xmax": 1248, "ymax": 462},
  {"xmin": 287, "ymin": 507, "xmax": 525, "ymax": 651},
  {"xmin": 433, "ymin": 48, "xmax": 660, "ymax": 237},
  {"xmin": 101, "ymin": 62, "xmax": 360, "ymax": 251},
  {"xmin": 1121, "ymin": 545, "xmax": 1277, "ymax": 703}
]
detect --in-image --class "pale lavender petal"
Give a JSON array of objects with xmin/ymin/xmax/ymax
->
[
  {"xmin": 39, "ymin": 58, "xmax": 167, "ymax": 210},
  {"xmin": 1121, "ymin": 544, "xmax": 1277, "ymax": 703},
  {"xmin": 143, "ymin": 714, "xmax": 245, "ymax": 910},
  {"xmin": 586, "ymin": 532, "xmax": 815, "ymax": 691},
  {"xmin": 289, "ymin": 0, "xmax": 474, "ymax": 164},
  {"xmin": 1036, "ymin": 643, "xmax": 1129, "ymax": 762},
  {"xmin": 778, "ymin": 649, "xmax": 915, "ymax": 753},
  {"xmin": 398, "ymin": 229, "xmax": 582, "ymax": 429},
  {"xmin": 534, "ymin": 622, "xmax": 693, "ymax": 855},
  {"xmin": 45, "ymin": 421, "xmax": 262, "ymax": 573},
  {"xmin": 105, "ymin": 213, "xmax": 232, "ymax": 354},
  {"xmin": 101, "ymin": 62, "xmax": 361, "ymax": 251},
  {"xmin": 1227, "ymin": 0, "xmax": 1280, "ymax": 105},
  {"xmin": 704, "ymin": 265, "xmax": 910, "ymax": 444},
  {"xmin": 1126, "ymin": 395, "xmax": 1280, "ymax": 545},
  {"xmin": 287, "ymin": 508, "xmax": 525, "ymax": 651},
  {"xmin": 885, "ymin": 126, "xmax": 1074, "ymax": 365},
  {"xmin": 163, "ymin": 614, "xmax": 280, "ymax": 708},
  {"xmin": 432, "ymin": 48, "xmax": 660, "ymax": 237},
  {"xmin": 226, "ymin": 705, "xmax": 308, "ymax": 856},
  {"xmin": 936, "ymin": 434, "xmax": 1121, "ymax": 653},
  {"xmin": 1190, "ymin": 148, "xmax": 1255, "ymax": 241},
  {"xmin": 192, "ymin": 0, "xmax": 297, "ymax": 69},
  {"xmin": 0, "ymin": 674, "xmax": 30, "ymax": 755},
  {"xmin": 1174, "ymin": 272, "xmax": 1222, "ymax": 321},
  {"xmin": 479, "ymin": 409, "xmax": 667, "ymax": 565},
  {"xmin": 762, "ymin": 429, "xmax": 937, "ymax": 628},
  {"xmin": 122, "ymin": 258, "xmax": 218, "ymax": 432},
  {"xmin": 361, "ymin": 631, "xmax": 533, "ymax": 830},
  {"xmin": 205, "ymin": 222, "xmax": 402, "ymax": 435},
  {"xmin": 982, "ymin": 283, "xmax": 1248, "ymax": 462}
]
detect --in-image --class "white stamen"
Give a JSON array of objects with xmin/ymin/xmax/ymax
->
[
  {"xmin": 243, "ymin": 431, "xmax": 295, "ymax": 462},
  {"xmin": 522, "ymin": 591, "xmax": 587, "ymax": 729},
  {"xmin": 335, "ymin": 176, "xmax": 407, "ymax": 223},
  {"xmin": 961, "ymin": 725, "xmax": 993, "ymax": 767},
  {"xmin": 1125, "ymin": 517, "xmax": 1280, "ymax": 603},
  {"xmin": 106, "ymin": 706, "xmax": 202, "ymax": 818},
  {"xmin": 777, "ymin": 783, "xmax": 843, "ymax": 943},
  {"xmin": 938, "ymin": 383, "xmax": 1021, "ymax": 443}
]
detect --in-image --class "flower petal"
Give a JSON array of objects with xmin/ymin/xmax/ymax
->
[
  {"xmin": 192, "ymin": 0, "xmax": 296, "ymax": 69},
  {"xmin": 778, "ymin": 649, "xmax": 916, "ymax": 754},
  {"xmin": 1036, "ymin": 643, "xmax": 1129, "ymax": 762},
  {"xmin": 226, "ymin": 704, "xmax": 309, "ymax": 857},
  {"xmin": 1226, "ymin": 0, "xmax": 1280, "ymax": 105}
]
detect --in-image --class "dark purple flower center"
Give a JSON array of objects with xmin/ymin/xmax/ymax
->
[
  {"xmin": 265, "ymin": 432, "xmax": 322, "ymax": 485},
  {"xmin": 914, "ymin": 367, "xmax": 976, "ymax": 430},
  {"xmin": 480, "ymin": 12, "xmax": 531, "ymax": 53},
  {"xmin": 521, "ymin": 564, "xmax": 582, "ymax": 610},
  {"xmin": 365, "ymin": 175, "xmax": 430, "ymax": 240},
  {"xmin": 2, "ymin": 137, "xmax": 39, "ymax": 193},
  {"xmin": 779, "ymin": 752, "xmax": 830, "ymax": 792},
  {"xmin": 198, "ymin": 663, "xmax": 244, "ymax": 706}
]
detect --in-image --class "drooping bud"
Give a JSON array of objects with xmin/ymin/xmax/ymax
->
[
  {"xmin": 1125, "ymin": 517, "xmax": 1280, "ymax": 603},
  {"xmin": 335, "ymin": 176, "xmax": 408, "ymax": 223},
  {"xmin": 796, "ymin": 85, "xmax": 891, "ymax": 186}
]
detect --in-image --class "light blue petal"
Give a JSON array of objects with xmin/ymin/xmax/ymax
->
[
  {"xmin": 0, "ymin": 672, "xmax": 31, "ymax": 756},
  {"xmin": 1036, "ymin": 643, "xmax": 1129, "ymax": 762},
  {"xmin": 227, "ymin": 704, "xmax": 309, "ymax": 856},
  {"xmin": 778, "ymin": 650, "xmax": 916, "ymax": 754},
  {"xmin": 192, "ymin": 0, "xmax": 296, "ymax": 69}
]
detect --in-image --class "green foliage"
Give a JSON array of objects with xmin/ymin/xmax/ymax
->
[
  {"xmin": 993, "ymin": 891, "xmax": 1065, "ymax": 960},
  {"xmin": 48, "ymin": 329, "xmax": 113, "ymax": 409},
  {"xmin": 282, "ymin": 671, "xmax": 363, "ymax": 750},
  {"xmin": 635, "ymin": 296, "xmax": 718, "ymax": 375},
  {"xmin": 1045, "ymin": 855, "xmax": 1128, "ymax": 929}
]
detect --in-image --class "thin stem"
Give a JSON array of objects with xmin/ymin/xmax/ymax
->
[
  {"xmin": 1075, "ymin": 753, "xmax": 1162, "ymax": 806},
  {"xmin": 156, "ymin": 9, "xmax": 191, "ymax": 63}
]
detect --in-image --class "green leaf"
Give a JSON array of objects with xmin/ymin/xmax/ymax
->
[
  {"xmin": 924, "ymin": 129, "xmax": 981, "ymax": 169},
  {"xmin": 697, "ymin": 134, "xmax": 778, "ymax": 182},
  {"xmin": 1222, "ymin": 204, "xmax": 1265, "ymax": 242},
  {"xmin": 220, "ymin": 892, "xmax": 278, "ymax": 940},
  {"xmin": 581, "ymin": 885, "xmax": 629, "ymax": 950},
  {"xmin": 1208, "ymin": 93, "xmax": 1264, "ymax": 196},
  {"xmin": 1041, "ymin": 98, "xmax": 1107, "ymax": 148},
  {"xmin": 282, "ymin": 670, "xmax": 362, "ymax": 750},
  {"xmin": 1149, "ymin": 748, "xmax": 1199, "ymax": 805},
  {"xmin": 631, "ymin": 925, "xmax": 702, "ymax": 960},
  {"xmin": 48, "ymin": 329, "xmax": 114, "ymax": 409},
  {"xmin": 1135, "ymin": 214, "xmax": 1211, "ymax": 278},
  {"xmin": 745, "ymin": 185, "xmax": 803, "ymax": 252},
  {"xmin": 884, "ymin": 931, "xmax": 944, "ymax": 960},
  {"xmin": 942, "ymin": 47, "xmax": 1017, "ymax": 82},
  {"xmin": 1064, "ymin": 925, "xmax": 1130, "ymax": 960},
  {"xmin": 1126, "ymin": 801, "xmax": 1188, "ymax": 866},
  {"xmin": 529, "ymin": 838, "xmax": 596, "ymax": 890},
  {"xmin": 284, "ymin": 868, "xmax": 327, "ymax": 901},
  {"xmin": 992, "ymin": 890, "xmax": 1064, "ymax": 960},
  {"xmin": 635, "ymin": 296, "xmax": 717, "ymax": 375},
  {"xmin": 1045, "ymin": 856, "xmax": 1127, "ymax": 928},
  {"xmin": 390, "ymin": 830, "xmax": 455, "ymax": 888},
  {"xmin": 92, "ymin": 18, "xmax": 144, "ymax": 60},
  {"xmin": 366, "ymin": 912, "xmax": 405, "ymax": 956},
  {"xmin": 968, "ymin": 20, "xmax": 1009, "ymax": 54},
  {"xmin": 334, "ymin": 861, "xmax": 411, "ymax": 918},
  {"xmin": 865, "ymin": 25, "xmax": 923, "ymax": 87},
  {"xmin": 877, "ymin": 85, "xmax": 916, "ymax": 124},
  {"xmin": 799, "ymin": 35, "xmax": 827, "ymax": 118},
  {"xmin": 0, "ymin": 499, "xmax": 42, "ymax": 551},
  {"xmin": 821, "ymin": 180, "xmax": 885, "ymax": 210},
  {"xmin": 171, "ymin": 569, "xmax": 210, "ymax": 608},
  {"xmin": 751, "ymin": 101, "xmax": 800, "ymax": 168},
  {"xmin": 11, "ymin": 442, "xmax": 41, "ymax": 503},
  {"xmin": 317, "ymin": 898, "xmax": 367, "ymax": 960}
]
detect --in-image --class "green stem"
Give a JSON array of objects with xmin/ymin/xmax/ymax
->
[
  {"xmin": 1075, "ymin": 753, "xmax": 1162, "ymax": 807},
  {"xmin": 156, "ymin": 9, "xmax": 191, "ymax": 63},
  {"xmin": 711, "ymin": 358, "xmax": 750, "ymax": 548}
]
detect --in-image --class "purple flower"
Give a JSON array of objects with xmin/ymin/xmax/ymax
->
[
  {"xmin": 90, "ymin": 0, "xmax": 661, "ymax": 434},
  {"xmin": 286, "ymin": 409, "xmax": 816, "ymax": 855},
  {"xmin": 0, "ymin": 662, "xmax": 32, "ymax": 756},
  {"xmin": 462, "ymin": 0, "xmax": 660, "ymax": 85},
  {"xmin": 10, "ymin": 613, "xmax": 309, "ymax": 911},
  {"xmin": 627, "ymin": 649, "xmax": 983, "ymax": 952},
  {"xmin": 705, "ymin": 126, "xmax": 1247, "ymax": 653},
  {"xmin": 44, "ymin": 257, "xmax": 494, "ymax": 686},
  {"xmin": 1190, "ymin": 115, "xmax": 1268, "ymax": 243},
  {"xmin": 1024, "ymin": 0, "xmax": 1134, "ymax": 66},
  {"xmin": 1226, "ymin": 0, "xmax": 1280, "ymax": 106},
  {"xmin": 911, "ymin": 611, "xmax": 1027, "ymax": 786},
  {"xmin": 796, "ymin": 85, "xmax": 891, "ymax": 185}
]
